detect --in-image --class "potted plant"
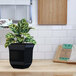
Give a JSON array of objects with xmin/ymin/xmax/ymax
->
[{"xmin": 5, "ymin": 19, "xmax": 36, "ymax": 69}]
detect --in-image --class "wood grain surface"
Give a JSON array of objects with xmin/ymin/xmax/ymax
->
[
  {"xmin": 38, "ymin": 0, "xmax": 67, "ymax": 25},
  {"xmin": 0, "ymin": 60, "xmax": 75, "ymax": 76},
  {"xmin": 0, "ymin": 60, "xmax": 76, "ymax": 72}
]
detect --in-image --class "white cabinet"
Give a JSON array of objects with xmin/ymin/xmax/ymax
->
[
  {"xmin": 0, "ymin": 0, "xmax": 32, "ymax": 23},
  {"xmin": 0, "ymin": 0, "xmax": 30, "ymax": 5},
  {"xmin": 15, "ymin": 0, "xmax": 30, "ymax": 5},
  {"xmin": 0, "ymin": 5, "xmax": 30, "ymax": 21},
  {"xmin": 1, "ymin": 6, "xmax": 15, "ymax": 19}
]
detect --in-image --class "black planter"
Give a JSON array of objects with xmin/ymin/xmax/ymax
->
[{"xmin": 8, "ymin": 43, "xmax": 34, "ymax": 69}]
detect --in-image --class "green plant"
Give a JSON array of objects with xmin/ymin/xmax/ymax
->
[{"xmin": 5, "ymin": 19, "xmax": 36, "ymax": 48}]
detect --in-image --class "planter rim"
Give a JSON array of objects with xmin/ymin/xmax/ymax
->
[{"xmin": 9, "ymin": 43, "xmax": 34, "ymax": 45}]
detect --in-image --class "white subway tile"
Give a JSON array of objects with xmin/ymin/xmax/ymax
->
[
  {"xmin": 33, "ymin": 52, "xmax": 45, "ymax": 59},
  {"xmin": 45, "ymin": 38, "xmax": 60, "ymax": 45},
  {"xmin": 37, "ymin": 30, "xmax": 50, "ymax": 38},
  {"xmin": 44, "ymin": 52, "xmax": 55, "ymax": 59},
  {"xmin": 52, "ymin": 30, "xmax": 67, "ymax": 38},
  {"xmin": 67, "ymin": 30, "xmax": 76, "ymax": 37},
  {"xmin": 52, "ymin": 45, "xmax": 58, "ymax": 52},
  {"xmin": 33, "ymin": 44, "xmax": 38, "ymax": 52},
  {"xmin": 0, "ymin": 36, "xmax": 6, "ymax": 45},
  {"xmin": 36, "ymin": 26, "xmax": 50, "ymax": 30},
  {"xmin": 36, "ymin": 38, "xmax": 46, "ymax": 45},
  {"xmin": 0, "ymin": 29, "xmax": 11, "ymax": 45},
  {"xmin": 38, "ymin": 45, "xmax": 52, "ymax": 52},
  {"xmin": 72, "ymin": 25, "xmax": 76, "ymax": 29},
  {"xmin": 62, "ymin": 25, "xmax": 73, "ymax": 30},
  {"xmin": 0, "ymin": 45, "xmax": 9, "ymax": 52},
  {"xmin": 60, "ymin": 38, "xmax": 74, "ymax": 44},
  {"xmin": 73, "ymin": 38, "xmax": 76, "ymax": 44},
  {"xmin": 48, "ymin": 26, "xmax": 62, "ymax": 30},
  {"xmin": 0, "ymin": 52, "xmax": 9, "ymax": 60}
]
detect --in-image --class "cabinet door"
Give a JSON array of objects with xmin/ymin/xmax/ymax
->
[
  {"xmin": 0, "ymin": 0, "xmax": 30, "ymax": 5},
  {"xmin": 38, "ymin": 0, "xmax": 67, "ymax": 25}
]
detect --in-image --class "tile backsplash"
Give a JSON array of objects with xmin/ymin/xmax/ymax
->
[{"xmin": 0, "ymin": 0, "xmax": 76, "ymax": 59}]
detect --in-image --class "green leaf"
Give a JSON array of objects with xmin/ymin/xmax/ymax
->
[
  {"xmin": 9, "ymin": 24, "xmax": 19, "ymax": 34},
  {"xmin": 16, "ymin": 36, "xmax": 24, "ymax": 43},
  {"xmin": 24, "ymin": 37, "xmax": 36, "ymax": 45},
  {"xmin": 5, "ymin": 38, "xmax": 15, "ymax": 48},
  {"xmin": 5, "ymin": 19, "xmax": 36, "ymax": 48},
  {"xmin": 5, "ymin": 42, "xmax": 9, "ymax": 48},
  {"xmin": 18, "ymin": 19, "xmax": 29, "ymax": 28},
  {"xmin": 6, "ymin": 33, "xmax": 15, "ymax": 39},
  {"xmin": 22, "ymin": 33, "xmax": 31, "ymax": 37}
]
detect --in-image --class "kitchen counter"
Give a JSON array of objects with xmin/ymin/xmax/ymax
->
[{"xmin": 0, "ymin": 60, "xmax": 76, "ymax": 76}]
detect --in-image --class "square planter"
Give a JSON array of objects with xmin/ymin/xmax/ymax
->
[{"xmin": 9, "ymin": 43, "xmax": 34, "ymax": 69}]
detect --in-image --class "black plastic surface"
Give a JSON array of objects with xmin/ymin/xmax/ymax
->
[{"xmin": 9, "ymin": 43, "xmax": 34, "ymax": 69}]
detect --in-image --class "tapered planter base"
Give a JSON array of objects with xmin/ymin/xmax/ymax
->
[{"xmin": 11, "ymin": 63, "xmax": 31, "ymax": 69}]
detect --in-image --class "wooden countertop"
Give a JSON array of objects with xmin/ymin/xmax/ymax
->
[{"xmin": 0, "ymin": 60, "xmax": 76, "ymax": 73}]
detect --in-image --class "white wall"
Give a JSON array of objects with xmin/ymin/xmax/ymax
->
[{"xmin": 0, "ymin": 0, "xmax": 76, "ymax": 59}]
